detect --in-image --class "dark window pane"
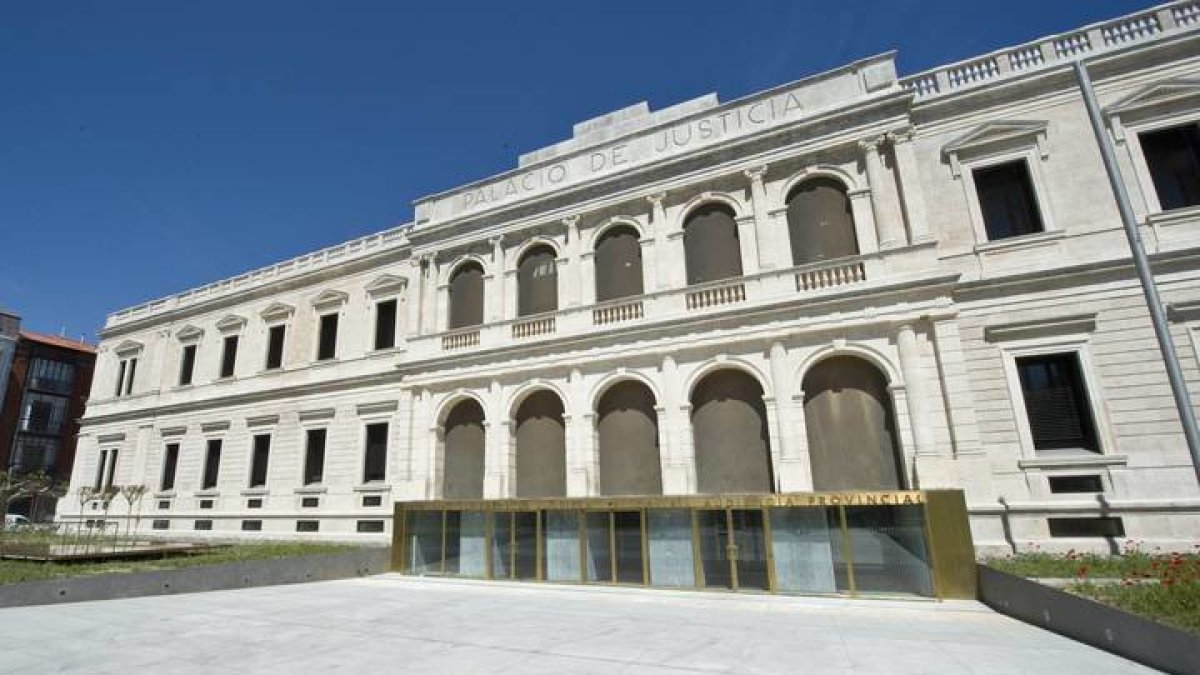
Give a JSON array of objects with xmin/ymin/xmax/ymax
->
[
  {"xmin": 362, "ymin": 495, "xmax": 383, "ymax": 507},
  {"xmin": 518, "ymin": 246, "xmax": 558, "ymax": 316},
  {"xmin": 241, "ymin": 520, "xmax": 262, "ymax": 531},
  {"xmin": 448, "ymin": 262, "xmax": 485, "ymax": 329},
  {"xmin": 250, "ymin": 434, "xmax": 270, "ymax": 488},
  {"xmin": 1048, "ymin": 475, "xmax": 1104, "ymax": 494},
  {"xmin": 974, "ymin": 161, "xmax": 1044, "ymax": 241},
  {"xmin": 115, "ymin": 360, "xmax": 126, "ymax": 397},
  {"xmin": 152, "ymin": 519, "xmax": 169, "ymax": 530},
  {"xmin": 194, "ymin": 519, "xmax": 213, "ymax": 531},
  {"xmin": 1048, "ymin": 517, "xmax": 1125, "ymax": 538},
  {"xmin": 594, "ymin": 226, "xmax": 644, "ymax": 302},
  {"xmin": 220, "ymin": 336, "xmax": 239, "ymax": 378},
  {"xmin": 357, "ymin": 520, "xmax": 385, "ymax": 533},
  {"xmin": 94, "ymin": 451, "xmax": 106, "ymax": 490},
  {"xmin": 104, "ymin": 449, "xmax": 119, "ymax": 488},
  {"xmin": 161, "ymin": 443, "xmax": 179, "ymax": 491},
  {"xmin": 1140, "ymin": 124, "xmax": 1200, "ymax": 210},
  {"xmin": 317, "ymin": 314, "xmax": 338, "ymax": 360},
  {"xmin": 202, "ymin": 439, "xmax": 222, "ymax": 489},
  {"xmin": 786, "ymin": 178, "xmax": 859, "ymax": 265},
  {"xmin": 30, "ymin": 358, "xmax": 75, "ymax": 394},
  {"xmin": 375, "ymin": 299, "xmax": 397, "ymax": 350},
  {"xmin": 296, "ymin": 520, "xmax": 319, "ymax": 532},
  {"xmin": 124, "ymin": 358, "xmax": 137, "ymax": 395},
  {"xmin": 683, "ymin": 204, "xmax": 743, "ymax": 284},
  {"xmin": 304, "ymin": 429, "xmax": 327, "ymax": 485},
  {"xmin": 1017, "ymin": 353, "xmax": 1099, "ymax": 452},
  {"xmin": 179, "ymin": 344, "xmax": 197, "ymax": 385},
  {"xmin": 363, "ymin": 422, "xmax": 388, "ymax": 483},
  {"xmin": 266, "ymin": 324, "xmax": 286, "ymax": 369}
]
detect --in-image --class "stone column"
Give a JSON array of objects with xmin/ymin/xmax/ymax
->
[
  {"xmin": 846, "ymin": 189, "xmax": 880, "ymax": 255},
  {"xmin": 888, "ymin": 127, "xmax": 932, "ymax": 244},
  {"xmin": 735, "ymin": 214, "xmax": 761, "ymax": 276},
  {"xmin": 766, "ymin": 341, "xmax": 798, "ymax": 489},
  {"xmin": 421, "ymin": 255, "xmax": 439, "ymax": 334},
  {"xmin": 487, "ymin": 236, "xmax": 505, "ymax": 322},
  {"xmin": 659, "ymin": 354, "xmax": 693, "ymax": 494},
  {"xmin": 647, "ymin": 193, "xmax": 670, "ymax": 291},
  {"xmin": 744, "ymin": 166, "xmax": 775, "ymax": 271},
  {"xmin": 860, "ymin": 136, "xmax": 905, "ymax": 250},
  {"xmin": 483, "ymin": 380, "xmax": 510, "ymax": 498},
  {"xmin": 406, "ymin": 258, "xmax": 423, "ymax": 336},
  {"xmin": 790, "ymin": 388, "xmax": 814, "ymax": 491},
  {"xmin": 564, "ymin": 216, "xmax": 582, "ymax": 307},
  {"xmin": 580, "ymin": 251, "xmax": 597, "ymax": 306},
  {"xmin": 896, "ymin": 324, "xmax": 936, "ymax": 458}
]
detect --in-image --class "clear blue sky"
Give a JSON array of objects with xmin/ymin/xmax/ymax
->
[{"xmin": 1, "ymin": 0, "xmax": 1150, "ymax": 341}]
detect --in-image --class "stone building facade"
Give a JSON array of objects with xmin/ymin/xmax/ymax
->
[{"xmin": 66, "ymin": 3, "xmax": 1200, "ymax": 553}]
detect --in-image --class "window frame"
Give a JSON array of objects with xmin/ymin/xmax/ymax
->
[
  {"xmin": 248, "ymin": 433, "xmax": 271, "ymax": 489},
  {"xmin": 160, "ymin": 442, "xmax": 180, "ymax": 493},
  {"xmin": 201, "ymin": 437, "xmax": 223, "ymax": 491},
  {"xmin": 999, "ymin": 336, "xmax": 1113, "ymax": 460},
  {"xmin": 1124, "ymin": 115, "xmax": 1200, "ymax": 216},
  {"xmin": 361, "ymin": 421, "xmax": 389, "ymax": 484},
  {"xmin": 373, "ymin": 298, "xmax": 399, "ymax": 351},
  {"xmin": 302, "ymin": 427, "xmax": 328, "ymax": 486},
  {"xmin": 961, "ymin": 152, "xmax": 1055, "ymax": 247}
]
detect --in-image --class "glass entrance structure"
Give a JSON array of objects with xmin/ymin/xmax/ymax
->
[{"xmin": 393, "ymin": 491, "xmax": 975, "ymax": 599}]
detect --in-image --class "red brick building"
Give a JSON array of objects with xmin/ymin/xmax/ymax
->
[{"xmin": 0, "ymin": 330, "xmax": 95, "ymax": 521}]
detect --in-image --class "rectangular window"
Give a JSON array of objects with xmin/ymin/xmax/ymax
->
[
  {"xmin": 202, "ymin": 439, "xmax": 222, "ymax": 490},
  {"xmin": 103, "ymin": 449, "xmax": 119, "ymax": 489},
  {"xmin": 241, "ymin": 520, "xmax": 263, "ymax": 532},
  {"xmin": 317, "ymin": 314, "xmax": 338, "ymax": 361},
  {"xmin": 1048, "ymin": 475, "xmax": 1104, "ymax": 494},
  {"xmin": 219, "ymin": 335, "xmax": 239, "ymax": 378},
  {"xmin": 1048, "ymin": 517, "xmax": 1125, "ymax": 538},
  {"xmin": 161, "ymin": 443, "xmax": 180, "ymax": 491},
  {"xmin": 29, "ymin": 358, "xmax": 75, "ymax": 395},
  {"xmin": 124, "ymin": 358, "xmax": 137, "ymax": 395},
  {"xmin": 304, "ymin": 429, "xmax": 326, "ymax": 485},
  {"xmin": 974, "ymin": 160, "xmax": 1044, "ymax": 241},
  {"xmin": 363, "ymin": 422, "xmax": 388, "ymax": 483},
  {"xmin": 194, "ymin": 519, "xmax": 213, "ymax": 531},
  {"xmin": 266, "ymin": 324, "xmax": 286, "ymax": 370},
  {"xmin": 179, "ymin": 344, "xmax": 197, "ymax": 385},
  {"xmin": 374, "ymin": 299, "xmax": 397, "ymax": 350},
  {"xmin": 157, "ymin": 500, "xmax": 170, "ymax": 509},
  {"xmin": 1140, "ymin": 124, "xmax": 1200, "ymax": 211},
  {"xmin": 296, "ymin": 520, "xmax": 319, "ymax": 533},
  {"xmin": 10, "ymin": 436, "xmax": 59, "ymax": 474},
  {"xmin": 249, "ymin": 434, "xmax": 270, "ymax": 488},
  {"xmin": 199, "ymin": 499, "xmax": 214, "ymax": 509},
  {"xmin": 362, "ymin": 495, "xmax": 382, "ymax": 507},
  {"xmin": 1016, "ymin": 353, "xmax": 1099, "ymax": 453},
  {"xmin": 18, "ymin": 393, "xmax": 68, "ymax": 434},
  {"xmin": 247, "ymin": 498, "xmax": 263, "ymax": 509},
  {"xmin": 357, "ymin": 520, "xmax": 385, "ymax": 533},
  {"xmin": 152, "ymin": 519, "xmax": 169, "ymax": 530},
  {"xmin": 115, "ymin": 360, "xmax": 126, "ymax": 397},
  {"xmin": 93, "ymin": 450, "xmax": 107, "ymax": 490},
  {"xmin": 301, "ymin": 497, "xmax": 319, "ymax": 508}
]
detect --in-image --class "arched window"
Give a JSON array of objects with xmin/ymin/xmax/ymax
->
[
  {"xmin": 517, "ymin": 245, "xmax": 558, "ymax": 316},
  {"xmin": 690, "ymin": 369, "xmax": 773, "ymax": 493},
  {"xmin": 447, "ymin": 262, "xmax": 484, "ymax": 329},
  {"xmin": 683, "ymin": 204, "xmax": 743, "ymax": 285},
  {"xmin": 442, "ymin": 398, "xmax": 485, "ymax": 499},
  {"xmin": 785, "ymin": 178, "xmax": 858, "ymax": 266},
  {"xmin": 802, "ymin": 355, "xmax": 903, "ymax": 490},
  {"xmin": 596, "ymin": 380, "xmax": 661, "ymax": 495},
  {"xmin": 594, "ymin": 225, "xmax": 644, "ymax": 302},
  {"xmin": 514, "ymin": 390, "xmax": 566, "ymax": 497}
]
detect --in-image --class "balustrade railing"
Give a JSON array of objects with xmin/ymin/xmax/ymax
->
[
  {"xmin": 795, "ymin": 260, "xmax": 867, "ymax": 292},
  {"xmin": 593, "ymin": 299, "xmax": 644, "ymax": 325},
  {"xmin": 512, "ymin": 315, "xmax": 556, "ymax": 339},
  {"xmin": 442, "ymin": 329, "xmax": 480, "ymax": 351},
  {"xmin": 685, "ymin": 280, "xmax": 746, "ymax": 310}
]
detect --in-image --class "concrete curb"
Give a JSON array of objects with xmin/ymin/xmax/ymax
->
[
  {"xmin": 977, "ymin": 564, "xmax": 1199, "ymax": 675},
  {"xmin": 0, "ymin": 547, "xmax": 391, "ymax": 608}
]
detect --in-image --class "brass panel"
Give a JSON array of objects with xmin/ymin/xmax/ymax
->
[
  {"xmin": 393, "ymin": 491, "xmax": 925, "ymax": 513},
  {"xmin": 924, "ymin": 490, "xmax": 977, "ymax": 599}
]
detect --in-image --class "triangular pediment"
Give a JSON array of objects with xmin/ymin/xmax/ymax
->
[
  {"xmin": 943, "ymin": 120, "xmax": 1048, "ymax": 156},
  {"xmin": 215, "ymin": 314, "xmax": 247, "ymax": 332},
  {"xmin": 365, "ymin": 274, "xmax": 408, "ymax": 296},
  {"xmin": 114, "ymin": 339, "xmax": 144, "ymax": 355},
  {"xmin": 175, "ymin": 324, "xmax": 204, "ymax": 341},
  {"xmin": 1107, "ymin": 78, "xmax": 1200, "ymax": 117},
  {"xmin": 259, "ymin": 302, "xmax": 295, "ymax": 321},
  {"xmin": 311, "ymin": 289, "xmax": 349, "ymax": 309}
]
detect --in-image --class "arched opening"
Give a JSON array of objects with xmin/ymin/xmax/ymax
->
[
  {"xmin": 786, "ymin": 178, "xmax": 858, "ymax": 267},
  {"xmin": 596, "ymin": 380, "xmax": 661, "ymax": 496},
  {"xmin": 448, "ymin": 262, "xmax": 484, "ymax": 329},
  {"xmin": 683, "ymin": 204, "xmax": 743, "ymax": 285},
  {"xmin": 690, "ymin": 369, "xmax": 773, "ymax": 493},
  {"xmin": 442, "ymin": 398, "xmax": 485, "ymax": 499},
  {"xmin": 514, "ymin": 390, "xmax": 566, "ymax": 497},
  {"xmin": 517, "ymin": 245, "xmax": 558, "ymax": 316},
  {"xmin": 802, "ymin": 355, "xmax": 904, "ymax": 490},
  {"xmin": 594, "ymin": 225, "xmax": 644, "ymax": 302}
]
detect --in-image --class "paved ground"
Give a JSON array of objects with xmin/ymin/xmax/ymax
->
[{"xmin": 0, "ymin": 575, "xmax": 1154, "ymax": 674}]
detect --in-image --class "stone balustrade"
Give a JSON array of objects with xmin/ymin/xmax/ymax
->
[
  {"xmin": 900, "ymin": 2, "xmax": 1197, "ymax": 101},
  {"xmin": 795, "ymin": 259, "xmax": 867, "ymax": 292},
  {"xmin": 442, "ymin": 329, "xmax": 480, "ymax": 351},
  {"xmin": 592, "ymin": 299, "xmax": 644, "ymax": 325},
  {"xmin": 685, "ymin": 280, "xmax": 747, "ymax": 310},
  {"xmin": 512, "ymin": 315, "xmax": 556, "ymax": 339}
]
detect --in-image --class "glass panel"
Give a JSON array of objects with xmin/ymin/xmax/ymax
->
[
  {"xmin": 491, "ymin": 512, "xmax": 512, "ymax": 580},
  {"xmin": 845, "ymin": 505, "xmax": 933, "ymax": 597},
  {"xmin": 443, "ymin": 511, "xmax": 487, "ymax": 578},
  {"xmin": 697, "ymin": 509, "xmax": 732, "ymax": 589},
  {"xmin": 732, "ymin": 509, "xmax": 768, "ymax": 591},
  {"xmin": 585, "ymin": 512, "xmax": 612, "ymax": 582},
  {"xmin": 770, "ymin": 507, "xmax": 837, "ymax": 594},
  {"xmin": 406, "ymin": 510, "xmax": 443, "ymax": 574},
  {"xmin": 647, "ymin": 509, "xmax": 695, "ymax": 588},
  {"xmin": 613, "ymin": 511, "xmax": 644, "ymax": 584},
  {"xmin": 826, "ymin": 509, "xmax": 853, "ymax": 593},
  {"xmin": 543, "ymin": 510, "xmax": 580, "ymax": 582},
  {"xmin": 513, "ymin": 511, "xmax": 539, "ymax": 580},
  {"xmin": 444, "ymin": 511, "xmax": 462, "ymax": 575}
]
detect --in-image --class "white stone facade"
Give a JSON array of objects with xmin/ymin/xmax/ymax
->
[{"xmin": 67, "ymin": 2, "xmax": 1200, "ymax": 553}]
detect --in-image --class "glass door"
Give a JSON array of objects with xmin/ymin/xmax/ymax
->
[
  {"xmin": 696, "ymin": 508, "xmax": 769, "ymax": 591},
  {"xmin": 697, "ymin": 509, "xmax": 732, "ymax": 589}
]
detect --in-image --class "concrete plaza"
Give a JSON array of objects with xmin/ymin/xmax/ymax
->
[{"xmin": 0, "ymin": 575, "xmax": 1154, "ymax": 674}]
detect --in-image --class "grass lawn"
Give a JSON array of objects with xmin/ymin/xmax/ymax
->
[
  {"xmin": 985, "ymin": 547, "xmax": 1200, "ymax": 635},
  {"xmin": 0, "ymin": 537, "xmax": 354, "ymax": 586}
]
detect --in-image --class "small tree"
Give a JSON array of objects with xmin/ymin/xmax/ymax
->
[
  {"xmin": 74, "ymin": 486, "xmax": 96, "ymax": 547},
  {"xmin": 119, "ymin": 484, "xmax": 148, "ymax": 540},
  {"xmin": 98, "ymin": 485, "xmax": 119, "ymax": 546}
]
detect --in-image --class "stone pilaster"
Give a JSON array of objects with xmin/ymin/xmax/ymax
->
[
  {"xmin": 744, "ymin": 166, "xmax": 775, "ymax": 270},
  {"xmin": 888, "ymin": 127, "xmax": 932, "ymax": 244},
  {"xmin": 487, "ymin": 235, "xmax": 505, "ymax": 322},
  {"xmin": 563, "ymin": 216, "xmax": 582, "ymax": 307},
  {"xmin": 646, "ymin": 193, "xmax": 670, "ymax": 291},
  {"xmin": 859, "ymin": 135, "xmax": 905, "ymax": 250}
]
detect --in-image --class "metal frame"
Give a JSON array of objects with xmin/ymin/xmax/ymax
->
[{"xmin": 392, "ymin": 490, "xmax": 976, "ymax": 600}]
